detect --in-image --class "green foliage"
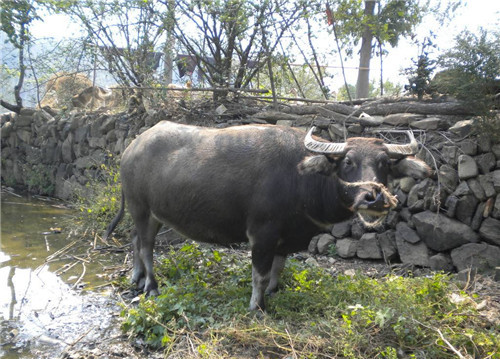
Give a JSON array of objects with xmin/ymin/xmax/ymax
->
[
  {"xmin": 0, "ymin": 0, "xmax": 40, "ymax": 48},
  {"xmin": 74, "ymin": 155, "xmax": 131, "ymax": 237},
  {"xmin": 23, "ymin": 163, "xmax": 55, "ymax": 195},
  {"xmin": 121, "ymin": 245, "xmax": 500, "ymax": 358},
  {"xmin": 435, "ymin": 29, "xmax": 500, "ymax": 142},
  {"xmin": 436, "ymin": 29, "xmax": 500, "ymax": 114},
  {"xmin": 404, "ymin": 36, "xmax": 437, "ymax": 99}
]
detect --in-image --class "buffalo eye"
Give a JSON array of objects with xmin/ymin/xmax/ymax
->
[
  {"xmin": 344, "ymin": 157, "xmax": 353, "ymax": 166},
  {"xmin": 377, "ymin": 154, "xmax": 389, "ymax": 169}
]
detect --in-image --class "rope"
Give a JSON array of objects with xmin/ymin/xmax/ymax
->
[{"xmin": 337, "ymin": 178, "xmax": 398, "ymax": 228}]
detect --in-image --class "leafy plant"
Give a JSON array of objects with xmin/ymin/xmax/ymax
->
[
  {"xmin": 23, "ymin": 163, "xmax": 55, "ymax": 195},
  {"xmin": 74, "ymin": 154, "xmax": 131, "ymax": 237},
  {"xmin": 120, "ymin": 243, "xmax": 500, "ymax": 358}
]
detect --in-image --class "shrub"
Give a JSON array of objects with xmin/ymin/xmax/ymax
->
[{"xmin": 74, "ymin": 154, "xmax": 132, "ymax": 238}]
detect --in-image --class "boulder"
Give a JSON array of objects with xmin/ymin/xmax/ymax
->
[
  {"xmin": 399, "ymin": 177, "xmax": 416, "ymax": 193},
  {"xmin": 456, "ymin": 195, "xmax": 479, "ymax": 226},
  {"xmin": 492, "ymin": 143, "xmax": 500, "ymax": 159},
  {"xmin": 335, "ymin": 238, "xmax": 358, "ymax": 258},
  {"xmin": 493, "ymin": 195, "xmax": 500, "ymax": 219},
  {"xmin": 451, "ymin": 243, "xmax": 500, "ymax": 273},
  {"xmin": 331, "ymin": 220, "xmax": 351, "ymax": 238},
  {"xmin": 457, "ymin": 155, "xmax": 478, "ymax": 180},
  {"xmin": 438, "ymin": 165, "xmax": 458, "ymax": 193},
  {"xmin": 383, "ymin": 113, "xmax": 424, "ymax": 126},
  {"xmin": 449, "ymin": 119, "xmax": 474, "ymax": 137},
  {"xmin": 395, "ymin": 222, "xmax": 420, "ymax": 244},
  {"xmin": 474, "ymin": 152, "xmax": 496, "ymax": 174},
  {"xmin": 441, "ymin": 146, "xmax": 458, "ymax": 167},
  {"xmin": 410, "ymin": 117, "xmax": 441, "ymax": 130},
  {"xmin": 429, "ymin": 253, "xmax": 454, "ymax": 272},
  {"xmin": 492, "ymin": 170, "xmax": 500, "ymax": 192},
  {"xmin": 378, "ymin": 230, "xmax": 398, "ymax": 262},
  {"xmin": 396, "ymin": 233, "xmax": 430, "ymax": 267},
  {"xmin": 412, "ymin": 210, "xmax": 479, "ymax": 251},
  {"xmin": 479, "ymin": 217, "xmax": 500, "ymax": 246},
  {"xmin": 467, "ymin": 178, "xmax": 486, "ymax": 201},
  {"xmin": 316, "ymin": 234, "xmax": 335, "ymax": 255},
  {"xmin": 356, "ymin": 233, "xmax": 382, "ymax": 259},
  {"xmin": 478, "ymin": 174, "xmax": 496, "ymax": 198},
  {"xmin": 308, "ymin": 236, "xmax": 319, "ymax": 254},
  {"xmin": 459, "ymin": 140, "xmax": 477, "ymax": 156}
]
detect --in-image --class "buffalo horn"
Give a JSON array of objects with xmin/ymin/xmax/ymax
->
[
  {"xmin": 304, "ymin": 126, "xmax": 347, "ymax": 154},
  {"xmin": 384, "ymin": 131, "xmax": 419, "ymax": 156}
]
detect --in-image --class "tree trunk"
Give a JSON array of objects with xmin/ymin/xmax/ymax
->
[{"xmin": 355, "ymin": 0, "xmax": 375, "ymax": 99}]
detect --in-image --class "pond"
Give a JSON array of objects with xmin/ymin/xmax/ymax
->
[{"xmin": 0, "ymin": 189, "xmax": 127, "ymax": 359}]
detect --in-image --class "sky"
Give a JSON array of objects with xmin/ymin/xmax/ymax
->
[{"xmin": 19, "ymin": 0, "xmax": 500, "ymax": 92}]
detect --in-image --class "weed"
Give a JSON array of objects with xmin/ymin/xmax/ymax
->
[
  {"xmin": 73, "ymin": 154, "xmax": 132, "ymax": 237},
  {"xmin": 24, "ymin": 163, "xmax": 55, "ymax": 195},
  {"xmin": 120, "ymin": 243, "xmax": 500, "ymax": 358}
]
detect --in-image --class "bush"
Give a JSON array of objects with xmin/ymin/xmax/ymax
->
[
  {"xmin": 74, "ymin": 154, "xmax": 132, "ymax": 238},
  {"xmin": 436, "ymin": 29, "xmax": 500, "ymax": 142}
]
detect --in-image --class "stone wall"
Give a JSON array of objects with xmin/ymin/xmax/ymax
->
[{"xmin": 1, "ymin": 102, "xmax": 500, "ymax": 275}]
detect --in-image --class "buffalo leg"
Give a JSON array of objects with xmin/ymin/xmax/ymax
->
[
  {"xmin": 265, "ymin": 255, "xmax": 286, "ymax": 295},
  {"xmin": 249, "ymin": 238, "xmax": 277, "ymax": 311},
  {"xmin": 131, "ymin": 212, "xmax": 162, "ymax": 295}
]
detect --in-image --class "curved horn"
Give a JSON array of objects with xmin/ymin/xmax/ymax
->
[
  {"xmin": 304, "ymin": 126, "xmax": 347, "ymax": 154},
  {"xmin": 384, "ymin": 131, "xmax": 419, "ymax": 157}
]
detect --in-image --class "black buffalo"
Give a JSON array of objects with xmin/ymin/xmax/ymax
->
[{"xmin": 105, "ymin": 121, "xmax": 430, "ymax": 310}]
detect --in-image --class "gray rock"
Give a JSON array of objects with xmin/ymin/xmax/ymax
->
[
  {"xmin": 378, "ymin": 230, "xmax": 398, "ymax": 262},
  {"xmin": 478, "ymin": 174, "xmax": 496, "ymax": 198},
  {"xmin": 474, "ymin": 152, "xmax": 496, "ymax": 174},
  {"xmin": 492, "ymin": 144, "xmax": 500, "ymax": 160},
  {"xmin": 328, "ymin": 123, "xmax": 345, "ymax": 138},
  {"xmin": 308, "ymin": 236, "xmax": 319, "ymax": 254},
  {"xmin": 276, "ymin": 120, "xmax": 293, "ymax": 127},
  {"xmin": 479, "ymin": 217, "xmax": 500, "ymax": 246},
  {"xmin": 410, "ymin": 117, "xmax": 441, "ymax": 130},
  {"xmin": 471, "ymin": 202, "xmax": 486, "ymax": 231},
  {"xmin": 441, "ymin": 146, "xmax": 458, "ymax": 167},
  {"xmin": 347, "ymin": 124, "xmax": 364, "ymax": 134},
  {"xmin": 61, "ymin": 133, "xmax": 74, "ymax": 163},
  {"xmin": 383, "ymin": 113, "xmax": 424, "ymax": 126},
  {"xmin": 458, "ymin": 155, "xmax": 478, "ymax": 180},
  {"xmin": 399, "ymin": 177, "xmax": 416, "ymax": 193},
  {"xmin": 336, "ymin": 238, "xmax": 358, "ymax": 258},
  {"xmin": 412, "ymin": 210, "xmax": 479, "ymax": 251},
  {"xmin": 451, "ymin": 243, "xmax": 500, "ymax": 273},
  {"xmin": 492, "ymin": 170, "xmax": 500, "ymax": 192},
  {"xmin": 396, "ymin": 233, "xmax": 430, "ymax": 267},
  {"xmin": 453, "ymin": 181, "xmax": 471, "ymax": 197},
  {"xmin": 396, "ymin": 222, "xmax": 420, "ymax": 244},
  {"xmin": 350, "ymin": 220, "xmax": 365, "ymax": 239},
  {"xmin": 99, "ymin": 116, "xmax": 115, "ymax": 134},
  {"xmin": 439, "ymin": 165, "xmax": 458, "ymax": 193},
  {"xmin": 331, "ymin": 220, "xmax": 351, "ymax": 238},
  {"xmin": 493, "ymin": 195, "xmax": 500, "ymax": 219},
  {"xmin": 356, "ymin": 233, "xmax": 382, "ymax": 259},
  {"xmin": 1, "ymin": 121, "xmax": 13, "ymax": 139},
  {"xmin": 317, "ymin": 234, "xmax": 335, "ymax": 255},
  {"xmin": 460, "ymin": 140, "xmax": 478, "ymax": 156},
  {"xmin": 449, "ymin": 119, "xmax": 474, "ymax": 137},
  {"xmin": 429, "ymin": 253, "xmax": 454, "ymax": 272},
  {"xmin": 467, "ymin": 178, "xmax": 486, "ymax": 201},
  {"xmin": 456, "ymin": 195, "xmax": 479, "ymax": 226}
]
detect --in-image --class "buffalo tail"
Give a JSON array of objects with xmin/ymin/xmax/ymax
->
[{"xmin": 104, "ymin": 190, "xmax": 125, "ymax": 240}]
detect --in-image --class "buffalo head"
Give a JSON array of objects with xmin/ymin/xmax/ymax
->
[{"xmin": 299, "ymin": 127, "xmax": 431, "ymax": 226}]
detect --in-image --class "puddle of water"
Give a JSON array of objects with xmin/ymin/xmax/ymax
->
[{"xmin": 0, "ymin": 191, "xmax": 125, "ymax": 359}]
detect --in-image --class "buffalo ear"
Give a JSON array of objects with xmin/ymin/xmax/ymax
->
[
  {"xmin": 298, "ymin": 155, "xmax": 337, "ymax": 176},
  {"xmin": 391, "ymin": 157, "xmax": 432, "ymax": 179}
]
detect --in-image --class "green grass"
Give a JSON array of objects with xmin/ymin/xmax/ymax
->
[{"xmin": 120, "ymin": 243, "xmax": 500, "ymax": 358}]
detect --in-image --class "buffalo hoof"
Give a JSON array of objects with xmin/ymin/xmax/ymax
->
[{"xmin": 146, "ymin": 288, "xmax": 160, "ymax": 297}]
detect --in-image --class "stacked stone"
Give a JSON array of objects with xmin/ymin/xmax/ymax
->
[{"xmin": 1, "ymin": 104, "xmax": 500, "ymax": 275}]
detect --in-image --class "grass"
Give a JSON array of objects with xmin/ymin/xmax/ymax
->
[{"xmin": 119, "ymin": 242, "xmax": 500, "ymax": 358}]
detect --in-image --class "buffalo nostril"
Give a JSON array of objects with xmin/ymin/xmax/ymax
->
[{"xmin": 364, "ymin": 191, "xmax": 375, "ymax": 202}]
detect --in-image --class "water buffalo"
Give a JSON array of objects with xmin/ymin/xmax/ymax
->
[{"xmin": 105, "ymin": 121, "xmax": 430, "ymax": 311}]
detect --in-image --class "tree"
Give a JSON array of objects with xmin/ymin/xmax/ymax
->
[
  {"xmin": 436, "ymin": 29, "xmax": 500, "ymax": 117},
  {"xmin": 329, "ymin": 0, "xmax": 426, "ymax": 99},
  {"xmin": 0, "ymin": 0, "xmax": 41, "ymax": 112},
  {"xmin": 60, "ymin": 0, "xmax": 170, "ymax": 88},
  {"xmin": 171, "ymin": 0, "xmax": 305, "ymax": 100}
]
